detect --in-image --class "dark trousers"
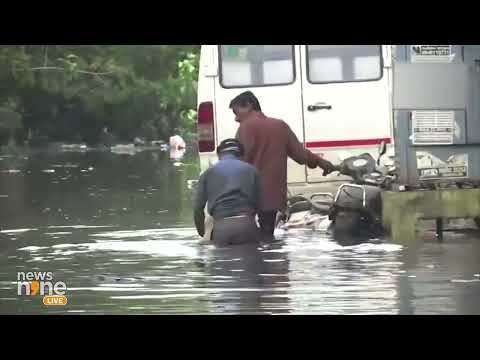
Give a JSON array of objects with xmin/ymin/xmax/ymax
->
[
  {"xmin": 258, "ymin": 211, "xmax": 278, "ymax": 238},
  {"xmin": 212, "ymin": 215, "xmax": 261, "ymax": 247}
]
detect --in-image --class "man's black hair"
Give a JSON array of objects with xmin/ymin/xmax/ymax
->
[
  {"xmin": 217, "ymin": 138, "xmax": 245, "ymax": 158},
  {"xmin": 229, "ymin": 91, "xmax": 262, "ymax": 112}
]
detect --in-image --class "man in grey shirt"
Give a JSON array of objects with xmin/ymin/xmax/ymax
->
[{"xmin": 194, "ymin": 139, "xmax": 263, "ymax": 246}]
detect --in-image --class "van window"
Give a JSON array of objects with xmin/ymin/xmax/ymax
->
[
  {"xmin": 219, "ymin": 45, "xmax": 295, "ymax": 88},
  {"xmin": 307, "ymin": 45, "xmax": 382, "ymax": 84}
]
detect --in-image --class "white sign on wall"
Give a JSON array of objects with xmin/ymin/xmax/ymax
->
[{"xmin": 411, "ymin": 45, "xmax": 453, "ymax": 63}]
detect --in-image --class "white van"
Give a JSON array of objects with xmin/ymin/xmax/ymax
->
[{"xmin": 197, "ymin": 45, "xmax": 394, "ymax": 185}]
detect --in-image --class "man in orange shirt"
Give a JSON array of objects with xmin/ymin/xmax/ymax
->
[{"xmin": 232, "ymin": 91, "xmax": 335, "ymax": 239}]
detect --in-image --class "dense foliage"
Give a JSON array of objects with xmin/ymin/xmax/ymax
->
[{"xmin": 0, "ymin": 45, "xmax": 200, "ymax": 145}]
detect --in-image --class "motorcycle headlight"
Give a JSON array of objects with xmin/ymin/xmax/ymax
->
[{"xmin": 352, "ymin": 159, "xmax": 369, "ymax": 167}]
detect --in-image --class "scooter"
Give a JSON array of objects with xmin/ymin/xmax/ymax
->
[{"xmin": 279, "ymin": 142, "xmax": 396, "ymax": 239}]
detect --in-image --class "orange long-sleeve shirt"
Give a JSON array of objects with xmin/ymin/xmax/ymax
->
[{"xmin": 236, "ymin": 111, "xmax": 321, "ymax": 211}]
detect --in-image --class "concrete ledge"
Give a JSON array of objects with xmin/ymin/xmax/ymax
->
[{"xmin": 383, "ymin": 189, "xmax": 480, "ymax": 243}]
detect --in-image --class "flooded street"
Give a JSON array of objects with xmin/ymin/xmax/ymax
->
[{"xmin": 1, "ymin": 148, "xmax": 480, "ymax": 314}]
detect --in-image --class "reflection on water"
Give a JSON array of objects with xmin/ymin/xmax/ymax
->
[{"xmin": 1, "ymin": 148, "xmax": 480, "ymax": 314}]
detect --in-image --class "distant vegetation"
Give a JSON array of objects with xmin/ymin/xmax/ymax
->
[{"xmin": 0, "ymin": 45, "xmax": 200, "ymax": 146}]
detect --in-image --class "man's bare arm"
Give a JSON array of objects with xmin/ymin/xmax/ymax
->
[
  {"xmin": 194, "ymin": 209, "xmax": 206, "ymax": 237},
  {"xmin": 193, "ymin": 173, "xmax": 208, "ymax": 237}
]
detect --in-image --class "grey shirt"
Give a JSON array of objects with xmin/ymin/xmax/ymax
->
[{"xmin": 194, "ymin": 154, "xmax": 263, "ymax": 219}]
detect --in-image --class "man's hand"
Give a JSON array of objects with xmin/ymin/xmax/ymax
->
[
  {"xmin": 194, "ymin": 209, "xmax": 206, "ymax": 238},
  {"xmin": 317, "ymin": 157, "xmax": 336, "ymax": 176}
]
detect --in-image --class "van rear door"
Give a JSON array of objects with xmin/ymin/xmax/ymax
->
[
  {"xmin": 213, "ymin": 45, "xmax": 306, "ymax": 184},
  {"xmin": 300, "ymin": 45, "xmax": 392, "ymax": 183}
]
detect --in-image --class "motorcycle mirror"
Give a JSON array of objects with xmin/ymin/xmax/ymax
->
[{"xmin": 377, "ymin": 141, "xmax": 387, "ymax": 165}]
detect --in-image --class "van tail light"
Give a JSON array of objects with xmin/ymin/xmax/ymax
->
[{"xmin": 197, "ymin": 101, "xmax": 215, "ymax": 153}]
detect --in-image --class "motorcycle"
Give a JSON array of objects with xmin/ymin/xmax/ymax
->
[{"xmin": 278, "ymin": 142, "xmax": 397, "ymax": 239}]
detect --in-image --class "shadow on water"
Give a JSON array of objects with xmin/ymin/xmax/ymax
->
[{"xmin": 1, "ymin": 147, "xmax": 480, "ymax": 314}]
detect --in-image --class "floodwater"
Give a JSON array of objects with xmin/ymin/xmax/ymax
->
[{"xmin": 1, "ymin": 146, "xmax": 480, "ymax": 315}]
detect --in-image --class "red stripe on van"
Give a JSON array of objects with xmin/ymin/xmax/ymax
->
[{"xmin": 306, "ymin": 138, "xmax": 391, "ymax": 148}]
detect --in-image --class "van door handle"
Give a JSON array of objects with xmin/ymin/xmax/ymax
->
[{"xmin": 307, "ymin": 103, "xmax": 332, "ymax": 111}]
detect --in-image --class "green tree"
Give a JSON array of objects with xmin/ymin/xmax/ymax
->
[{"xmin": 0, "ymin": 45, "xmax": 200, "ymax": 145}]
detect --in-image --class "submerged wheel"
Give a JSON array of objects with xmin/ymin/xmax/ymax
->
[
  {"xmin": 474, "ymin": 217, "xmax": 480, "ymax": 229},
  {"xmin": 333, "ymin": 211, "xmax": 361, "ymax": 235}
]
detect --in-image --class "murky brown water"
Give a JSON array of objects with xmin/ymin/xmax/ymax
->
[{"xmin": 1, "ymin": 147, "xmax": 480, "ymax": 314}]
